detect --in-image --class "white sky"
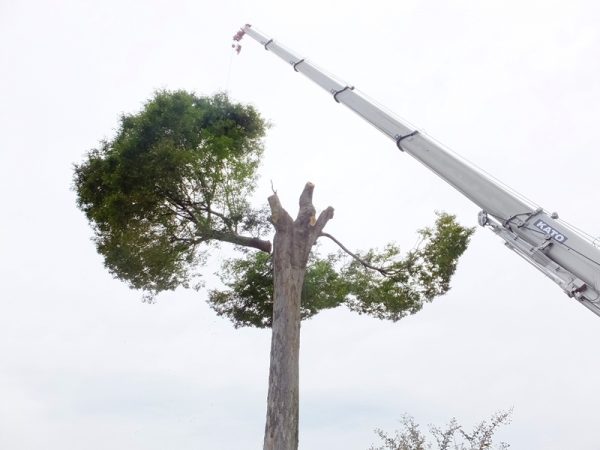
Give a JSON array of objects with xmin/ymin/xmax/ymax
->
[{"xmin": 1, "ymin": 0, "xmax": 600, "ymax": 448}]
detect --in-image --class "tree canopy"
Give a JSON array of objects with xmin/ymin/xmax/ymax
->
[
  {"xmin": 74, "ymin": 90, "xmax": 474, "ymax": 325},
  {"xmin": 74, "ymin": 91, "xmax": 270, "ymax": 296}
]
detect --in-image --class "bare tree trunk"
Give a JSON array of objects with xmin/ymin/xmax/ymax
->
[
  {"xmin": 263, "ymin": 246, "xmax": 304, "ymax": 449},
  {"xmin": 263, "ymin": 183, "xmax": 334, "ymax": 450}
]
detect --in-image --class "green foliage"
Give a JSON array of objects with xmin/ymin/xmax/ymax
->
[
  {"xmin": 74, "ymin": 90, "xmax": 267, "ymax": 295},
  {"xmin": 344, "ymin": 212, "xmax": 475, "ymax": 321},
  {"xmin": 75, "ymin": 90, "xmax": 473, "ymax": 327},
  {"xmin": 369, "ymin": 410, "xmax": 511, "ymax": 450},
  {"xmin": 209, "ymin": 251, "xmax": 274, "ymax": 328},
  {"xmin": 209, "ymin": 213, "xmax": 474, "ymax": 328},
  {"xmin": 209, "ymin": 251, "xmax": 348, "ymax": 328}
]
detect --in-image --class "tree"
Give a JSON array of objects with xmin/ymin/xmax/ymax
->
[
  {"xmin": 74, "ymin": 90, "xmax": 474, "ymax": 450},
  {"xmin": 369, "ymin": 410, "xmax": 512, "ymax": 450}
]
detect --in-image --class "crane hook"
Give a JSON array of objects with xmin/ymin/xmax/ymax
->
[{"xmin": 231, "ymin": 24, "xmax": 251, "ymax": 54}]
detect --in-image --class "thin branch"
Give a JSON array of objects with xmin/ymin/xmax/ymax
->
[
  {"xmin": 319, "ymin": 232, "xmax": 388, "ymax": 276},
  {"xmin": 157, "ymin": 186, "xmax": 237, "ymax": 234},
  {"xmin": 156, "ymin": 187, "xmax": 200, "ymax": 224},
  {"xmin": 163, "ymin": 203, "xmax": 196, "ymax": 226},
  {"xmin": 196, "ymin": 205, "xmax": 235, "ymax": 231}
]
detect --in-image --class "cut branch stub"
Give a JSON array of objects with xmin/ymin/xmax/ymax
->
[
  {"xmin": 268, "ymin": 193, "xmax": 293, "ymax": 231},
  {"xmin": 267, "ymin": 182, "xmax": 334, "ymax": 265},
  {"xmin": 296, "ymin": 182, "xmax": 316, "ymax": 226},
  {"xmin": 312, "ymin": 206, "xmax": 334, "ymax": 238}
]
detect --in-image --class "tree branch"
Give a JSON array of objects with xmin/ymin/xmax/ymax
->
[
  {"xmin": 296, "ymin": 182, "xmax": 316, "ymax": 226},
  {"xmin": 209, "ymin": 230, "xmax": 272, "ymax": 253},
  {"xmin": 312, "ymin": 206, "xmax": 334, "ymax": 236},
  {"xmin": 319, "ymin": 232, "xmax": 388, "ymax": 275},
  {"xmin": 196, "ymin": 205, "xmax": 235, "ymax": 231},
  {"xmin": 268, "ymin": 193, "xmax": 293, "ymax": 231},
  {"xmin": 168, "ymin": 235, "xmax": 206, "ymax": 246},
  {"xmin": 157, "ymin": 184, "xmax": 241, "ymax": 234},
  {"xmin": 157, "ymin": 187, "xmax": 202, "ymax": 225}
]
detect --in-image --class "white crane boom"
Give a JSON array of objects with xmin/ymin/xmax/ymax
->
[{"xmin": 235, "ymin": 24, "xmax": 600, "ymax": 317}]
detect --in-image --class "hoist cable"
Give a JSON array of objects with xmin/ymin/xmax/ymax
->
[
  {"xmin": 225, "ymin": 51, "xmax": 234, "ymax": 93},
  {"xmin": 354, "ymin": 87, "xmax": 542, "ymax": 210}
]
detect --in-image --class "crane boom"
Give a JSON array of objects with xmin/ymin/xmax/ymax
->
[{"xmin": 235, "ymin": 25, "xmax": 600, "ymax": 317}]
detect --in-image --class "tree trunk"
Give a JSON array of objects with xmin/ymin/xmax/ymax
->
[
  {"xmin": 263, "ymin": 245, "xmax": 304, "ymax": 449},
  {"xmin": 263, "ymin": 183, "xmax": 334, "ymax": 450}
]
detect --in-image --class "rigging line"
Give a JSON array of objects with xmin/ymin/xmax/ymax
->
[
  {"xmin": 353, "ymin": 88, "xmax": 541, "ymax": 209},
  {"xmin": 291, "ymin": 49, "xmax": 352, "ymax": 89},
  {"xmin": 521, "ymin": 226, "xmax": 600, "ymax": 268},
  {"xmin": 274, "ymin": 34, "xmax": 546, "ymax": 212},
  {"xmin": 268, "ymin": 32, "xmax": 542, "ymax": 211},
  {"xmin": 225, "ymin": 50, "xmax": 234, "ymax": 93},
  {"xmin": 286, "ymin": 51, "xmax": 536, "ymax": 209},
  {"xmin": 556, "ymin": 218, "xmax": 599, "ymax": 244},
  {"xmin": 422, "ymin": 132, "xmax": 541, "ymax": 209},
  {"xmin": 496, "ymin": 202, "xmax": 598, "ymax": 247},
  {"xmin": 502, "ymin": 211, "xmax": 536, "ymax": 226}
]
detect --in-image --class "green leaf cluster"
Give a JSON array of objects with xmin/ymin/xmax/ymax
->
[
  {"xmin": 344, "ymin": 212, "xmax": 474, "ymax": 320},
  {"xmin": 209, "ymin": 251, "xmax": 347, "ymax": 328},
  {"xmin": 74, "ymin": 90, "xmax": 267, "ymax": 295},
  {"xmin": 209, "ymin": 213, "xmax": 474, "ymax": 327}
]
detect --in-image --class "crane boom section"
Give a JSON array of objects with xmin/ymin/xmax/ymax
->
[{"xmin": 240, "ymin": 25, "xmax": 600, "ymax": 316}]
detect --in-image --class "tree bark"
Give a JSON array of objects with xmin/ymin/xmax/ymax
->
[
  {"xmin": 263, "ymin": 183, "xmax": 334, "ymax": 450},
  {"xmin": 209, "ymin": 229, "xmax": 272, "ymax": 253}
]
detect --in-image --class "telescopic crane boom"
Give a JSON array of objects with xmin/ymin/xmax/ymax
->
[{"xmin": 234, "ymin": 25, "xmax": 600, "ymax": 318}]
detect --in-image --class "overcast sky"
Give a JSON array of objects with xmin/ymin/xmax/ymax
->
[{"xmin": 2, "ymin": 0, "xmax": 600, "ymax": 448}]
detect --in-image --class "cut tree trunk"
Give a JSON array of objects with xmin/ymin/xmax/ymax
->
[{"xmin": 263, "ymin": 183, "xmax": 334, "ymax": 450}]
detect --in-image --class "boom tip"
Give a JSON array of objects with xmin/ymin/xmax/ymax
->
[{"xmin": 232, "ymin": 24, "xmax": 251, "ymax": 54}]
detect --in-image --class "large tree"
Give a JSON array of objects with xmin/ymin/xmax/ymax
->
[{"xmin": 74, "ymin": 90, "xmax": 474, "ymax": 450}]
